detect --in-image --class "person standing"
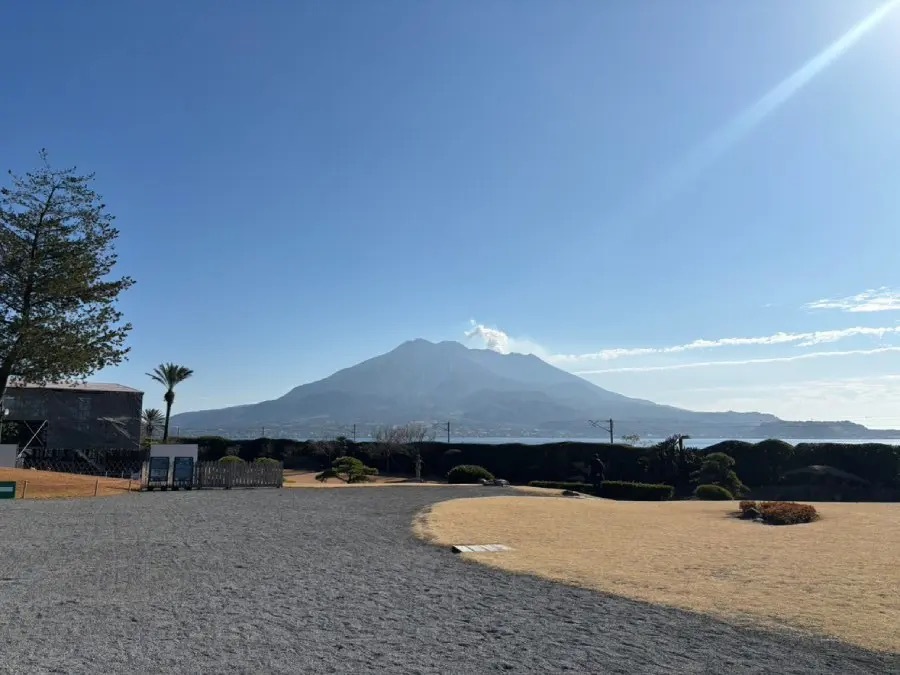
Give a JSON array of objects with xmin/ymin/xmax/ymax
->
[{"xmin": 590, "ymin": 453, "xmax": 606, "ymax": 494}]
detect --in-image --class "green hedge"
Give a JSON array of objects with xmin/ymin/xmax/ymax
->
[
  {"xmin": 183, "ymin": 436, "xmax": 900, "ymax": 498},
  {"xmin": 528, "ymin": 481, "xmax": 595, "ymax": 494},
  {"xmin": 599, "ymin": 480, "xmax": 673, "ymax": 501},
  {"xmin": 694, "ymin": 484, "xmax": 733, "ymax": 500}
]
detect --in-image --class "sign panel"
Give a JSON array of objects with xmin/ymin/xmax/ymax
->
[
  {"xmin": 148, "ymin": 456, "xmax": 170, "ymax": 485},
  {"xmin": 150, "ymin": 444, "xmax": 198, "ymax": 462},
  {"xmin": 0, "ymin": 481, "xmax": 16, "ymax": 499},
  {"xmin": 173, "ymin": 457, "xmax": 194, "ymax": 487}
]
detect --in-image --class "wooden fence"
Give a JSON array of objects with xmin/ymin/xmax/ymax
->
[
  {"xmin": 141, "ymin": 460, "xmax": 283, "ymax": 490},
  {"xmin": 196, "ymin": 461, "xmax": 283, "ymax": 489}
]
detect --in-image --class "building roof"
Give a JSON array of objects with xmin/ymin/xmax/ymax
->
[{"xmin": 8, "ymin": 382, "xmax": 143, "ymax": 394}]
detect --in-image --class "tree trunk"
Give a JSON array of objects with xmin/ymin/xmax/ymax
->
[
  {"xmin": 162, "ymin": 400, "xmax": 172, "ymax": 442},
  {"xmin": 0, "ymin": 356, "xmax": 12, "ymax": 405}
]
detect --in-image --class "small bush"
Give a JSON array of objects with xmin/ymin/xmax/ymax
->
[
  {"xmin": 599, "ymin": 480, "xmax": 673, "ymax": 501},
  {"xmin": 254, "ymin": 457, "xmax": 280, "ymax": 465},
  {"xmin": 741, "ymin": 500, "xmax": 819, "ymax": 525},
  {"xmin": 694, "ymin": 484, "xmax": 733, "ymax": 500},
  {"xmin": 528, "ymin": 481, "xmax": 595, "ymax": 494},
  {"xmin": 219, "ymin": 455, "xmax": 245, "ymax": 463},
  {"xmin": 447, "ymin": 465, "xmax": 494, "ymax": 484}
]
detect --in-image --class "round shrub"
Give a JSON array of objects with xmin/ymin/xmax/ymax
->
[
  {"xmin": 447, "ymin": 464, "xmax": 494, "ymax": 484},
  {"xmin": 694, "ymin": 484, "xmax": 733, "ymax": 500},
  {"xmin": 219, "ymin": 455, "xmax": 245, "ymax": 463},
  {"xmin": 254, "ymin": 457, "xmax": 280, "ymax": 465}
]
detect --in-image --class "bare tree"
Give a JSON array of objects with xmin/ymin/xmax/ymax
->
[
  {"xmin": 373, "ymin": 423, "xmax": 435, "ymax": 477},
  {"xmin": 308, "ymin": 439, "xmax": 343, "ymax": 464}
]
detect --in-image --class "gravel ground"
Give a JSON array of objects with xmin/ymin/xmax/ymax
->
[{"xmin": 0, "ymin": 488, "xmax": 896, "ymax": 675}]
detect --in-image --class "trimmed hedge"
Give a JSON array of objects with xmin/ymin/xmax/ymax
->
[
  {"xmin": 528, "ymin": 481, "xmax": 595, "ymax": 494},
  {"xmin": 183, "ymin": 436, "xmax": 900, "ymax": 499},
  {"xmin": 599, "ymin": 480, "xmax": 673, "ymax": 501},
  {"xmin": 447, "ymin": 464, "xmax": 494, "ymax": 484},
  {"xmin": 218, "ymin": 455, "xmax": 245, "ymax": 463},
  {"xmin": 694, "ymin": 484, "xmax": 733, "ymax": 500}
]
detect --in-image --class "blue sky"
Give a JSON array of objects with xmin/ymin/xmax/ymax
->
[{"xmin": 3, "ymin": 2, "xmax": 900, "ymax": 426}]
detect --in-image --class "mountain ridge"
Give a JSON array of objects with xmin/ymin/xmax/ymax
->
[{"xmin": 170, "ymin": 339, "xmax": 898, "ymax": 440}]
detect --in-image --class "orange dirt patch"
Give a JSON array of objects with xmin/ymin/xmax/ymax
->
[
  {"xmin": 415, "ymin": 496, "xmax": 900, "ymax": 653},
  {"xmin": 0, "ymin": 468, "xmax": 137, "ymax": 500},
  {"xmin": 283, "ymin": 470, "xmax": 452, "ymax": 488}
]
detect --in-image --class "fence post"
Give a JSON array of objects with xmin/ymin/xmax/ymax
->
[
  {"xmin": 21, "ymin": 480, "xmax": 27, "ymax": 499},
  {"xmin": 94, "ymin": 479, "xmax": 99, "ymax": 497}
]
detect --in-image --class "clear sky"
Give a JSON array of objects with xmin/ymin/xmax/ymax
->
[{"xmin": 3, "ymin": 1, "xmax": 900, "ymax": 426}]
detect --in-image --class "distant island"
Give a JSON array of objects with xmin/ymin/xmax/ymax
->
[{"xmin": 170, "ymin": 339, "xmax": 900, "ymax": 441}]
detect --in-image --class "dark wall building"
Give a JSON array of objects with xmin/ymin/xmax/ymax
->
[{"xmin": 0, "ymin": 383, "xmax": 143, "ymax": 451}]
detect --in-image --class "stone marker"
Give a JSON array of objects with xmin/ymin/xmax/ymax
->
[{"xmin": 452, "ymin": 544, "xmax": 511, "ymax": 554}]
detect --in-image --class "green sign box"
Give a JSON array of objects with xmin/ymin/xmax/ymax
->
[{"xmin": 0, "ymin": 481, "xmax": 16, "ymax": 499}]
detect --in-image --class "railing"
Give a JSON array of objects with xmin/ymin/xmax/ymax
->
[
  {"xmin": 196, "ymin": 461, "xmax": 283, "ymax": 489},
  {"xmin": 140, "ymin": 460, "xmax": 283, "ymax": 490}
]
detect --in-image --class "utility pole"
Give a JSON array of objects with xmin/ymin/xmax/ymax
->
[
  {"xmin": 352, "ymin": 424, "xmax": 357, "ymax": 443},
  {"xmin": 446, "ymin": 421, "xmax": 451, "ymax": 444},
  {"xmin": 588, "ymin": 418, "xmax": 614, "ymax": 444}
]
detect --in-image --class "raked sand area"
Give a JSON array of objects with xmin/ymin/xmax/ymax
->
[
  {"xmin": 416, "ymin": 494, "xmax": 900, "ymax": 654},
  {"xmin": 0, "ymin": 488, "xmax": 896, "ymax": 674}
]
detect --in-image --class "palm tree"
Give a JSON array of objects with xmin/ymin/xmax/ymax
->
[
  {"xmin": 146, "ymin": 363, "xmax": 194, "ymax": 442},
  {"xmin": 141, "ymin": 408, "xmax": 164, "ymax": 441}
]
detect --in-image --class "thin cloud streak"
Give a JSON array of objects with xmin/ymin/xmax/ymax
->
[
  {"xmin": 574, "ymin": 346, "xmax": 900, "ymax": 374},
  {"xmin": 806, "ymin": 287, "xmax": 900, "ymax": 313},
  {"xmin": 552, "ymin": 326, "xmax": 900, "ymax": 363}
]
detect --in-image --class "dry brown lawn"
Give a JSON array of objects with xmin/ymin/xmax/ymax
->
[
  {"xmin": 283, "ymin": 470, "xmax": 454, "ymax": 488},
  {"xmin": 415, "ymin": 495, "xmax": 900, "ymax": 653},
  {"xmin": 0, "ymin": 468, "xmax": 138, "ymax": 499}
]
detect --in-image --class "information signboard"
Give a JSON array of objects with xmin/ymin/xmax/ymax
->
[
  {"xmin": 172, "ymin": 457, "xmax": 195, "ymax": 489},
  {"xmin": 0, "ymin": 481, "xmax": 15, "ymax": 499},
  {"xmin": 148, "ymin": 456, "xmax": 170, "ymax": 489}
]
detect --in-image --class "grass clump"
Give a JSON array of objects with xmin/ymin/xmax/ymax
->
[
  {"xmin": 740, "ymin": 500, "xmax": 818, "ymax": 525},
  {"xmin": 447, "ymin": 465, "xmax": 494, "ymax": 484}
]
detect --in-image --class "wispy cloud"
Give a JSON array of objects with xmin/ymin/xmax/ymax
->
[
  {"xmin": 552, "ymin": 326, "xmax": 900, "ymax": 363},
  {"xmin": 573, "ymin": 346, "xmax": 900, "ymax": 374},
  {"xmin": 805, "ymin": 287, "xmax": 900, "ymax": 313}
]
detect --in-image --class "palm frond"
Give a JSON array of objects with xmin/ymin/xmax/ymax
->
[{"xmin": 146, "ymin": 362, "xmax": 194, "ymax": 389}]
